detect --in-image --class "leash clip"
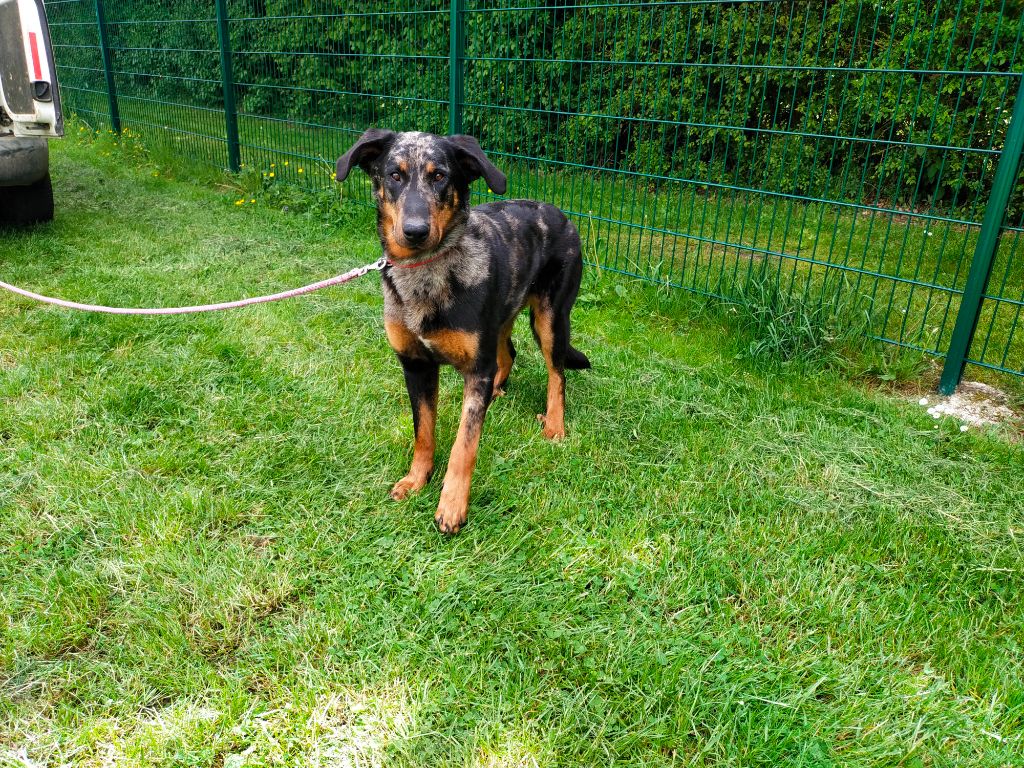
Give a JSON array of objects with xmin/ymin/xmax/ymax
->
[{"xmin": 372, "ymin": 256, "xmax": 388, "ymax": 271}]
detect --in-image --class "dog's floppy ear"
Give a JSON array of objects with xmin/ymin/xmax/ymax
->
[
  {"xmin": 336, "ymin": 128, "xmax": 397, "ymax": 181},
  {"xmin": 448, "ymin": 134, "xmax": 507, "ymax": 195}
]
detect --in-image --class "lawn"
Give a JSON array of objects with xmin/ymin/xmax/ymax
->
[{"xmin": 1, "ymin": 134, "xmax": 1023, "ymax": 767}]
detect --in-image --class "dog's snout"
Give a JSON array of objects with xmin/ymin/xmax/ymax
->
[{"xmin": 402, "ymin": 219, "xmax": 430, "ymax": 244}]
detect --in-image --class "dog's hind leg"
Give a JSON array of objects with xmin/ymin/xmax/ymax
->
[
  {"xmin": 529, "ymin": 299, "xmax": 569, "ymax": 441},
  {"xmin": 492, "ymin": 319, "xmax": 517, "ymax": 398}
]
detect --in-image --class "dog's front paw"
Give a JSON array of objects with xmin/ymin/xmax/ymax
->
[
  {"xmin": 390, "ymin": 474, "xmax": 428, "ymax": 501},
  {"xmin": 434, "ymin": 499, "xmax": 468, "ymax": 535},
  {"xmin": 536, "ymin": 413, "xmax": 565, "ymax": 441}
]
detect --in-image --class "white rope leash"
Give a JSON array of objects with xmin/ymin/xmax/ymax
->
[{"xmin": 0, "ymin": 257, "xmax": 388, "ymax": 315}]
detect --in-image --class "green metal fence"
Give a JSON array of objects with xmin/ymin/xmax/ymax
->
[{"xmin": 43, "ymin": 0, "xmax": 1024, "ymax": 391}]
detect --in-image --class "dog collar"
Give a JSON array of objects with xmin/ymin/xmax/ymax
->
[{"xmin": 386, "ymin": 250, "xmax": 448, "ymax": 269}]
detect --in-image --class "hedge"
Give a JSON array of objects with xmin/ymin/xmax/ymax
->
[{"xmin": 49, "ymin": 1, "xmax": 1024, "ymax": 218}]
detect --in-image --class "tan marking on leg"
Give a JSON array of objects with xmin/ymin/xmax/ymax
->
[
  {"xmin": 391, "ymin": 398, "xmax": 436, "ymax": 500},
  {"xmin": 435, "ymin": 378, "xmax": 490, "ymax": 534},
  {"xmin": 435, "ymin": 436, "xmax": 478, "ymax": 534},
  {"xmin": 493, "ymin": 319, "xmax": 516, "ymax": 398},
  {"xmin": 541, "ymin": 365, "xmax": 565, "ymax": 440},
  {"xmin": 422, "ymin": 329, "xmax": 478, "ymax": 371},
  {"xmin": 530, "ymin": 299, "xmax": 566, "ymax": 440}
]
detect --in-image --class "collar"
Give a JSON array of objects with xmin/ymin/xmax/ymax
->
[{"xmin": 386, "ymin": 250, "xmax": 448, "ymax": 269}]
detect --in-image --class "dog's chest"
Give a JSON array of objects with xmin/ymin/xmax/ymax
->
[
  {"xmin": 383, "ymin": 312, "xmax": 477, "ymax": 370},
  {"xmin": 382, "ymin": 283, "xmax": 479, "ymax": 370},
  {"xmin": 385, "ymin": 272, "xmax": 452, "ymax": 331}
]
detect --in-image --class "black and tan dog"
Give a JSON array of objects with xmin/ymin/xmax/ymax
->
[{"xmin": 335, "ymin": 129, "xmax": 590, "ymax": 534}]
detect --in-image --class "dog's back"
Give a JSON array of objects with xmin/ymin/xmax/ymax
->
[{"xmin": 467, "ymin": 200, "xmax": 590, "ymax": 370}]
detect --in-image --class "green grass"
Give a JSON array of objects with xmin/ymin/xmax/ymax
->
[{"xmin": 1, "ymin": 133, "xmax": 1023, "ymax": 767}]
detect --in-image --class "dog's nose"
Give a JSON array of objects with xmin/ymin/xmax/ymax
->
[{"xmin": 402, "ymin": 219, "xmax": 430, "ymax": 245}]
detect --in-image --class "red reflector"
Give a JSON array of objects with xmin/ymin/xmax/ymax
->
[{"xmin": 29, "ymin": 32, "xmax": 42, "ymax": 80}]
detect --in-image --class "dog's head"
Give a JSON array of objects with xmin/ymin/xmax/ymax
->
[{"xmin": 335, "ymin": 129, "xmax": 506, "ymax": 261}]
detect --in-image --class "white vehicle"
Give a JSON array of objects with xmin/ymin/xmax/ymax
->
[{"xmin": 0, "ymin": 0, "xmax": 63, "ymax": 224}]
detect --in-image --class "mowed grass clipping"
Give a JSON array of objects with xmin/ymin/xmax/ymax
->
[{"xmin": 0, "ymin": 135, "xmax": 1023, "ymax": 768}]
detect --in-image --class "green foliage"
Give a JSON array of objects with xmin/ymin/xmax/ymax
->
[
  {"xmin": 858, "ymin": 344, "xmax": 935, "ymax": 386},
  {"xmin": 46, "ymin": 1, "xmax": 1024, "ymax": 219},
  {"xmin": 230, "ymin": 156, "xmax": 376, "ymax": 224},
  {"xmin": 461, "ymin": 1, "xmax": 1023, "ymax": 219}
]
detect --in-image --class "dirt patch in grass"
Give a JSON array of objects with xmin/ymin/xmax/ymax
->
[{"xmin": 916, "ymin": 381, "xmax": 1022, "ymax": 432}]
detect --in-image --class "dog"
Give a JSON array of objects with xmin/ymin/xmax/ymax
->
[{"xmin": 335, "ymin": 129, "xmax": 590, "ymax": 534}]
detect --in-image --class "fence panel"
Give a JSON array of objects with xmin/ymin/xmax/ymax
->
[
  {"xmin": 42, "ymin": 0, "xmax": 1024, "ymax": 387},
  {"xmin": 44, "ymin": 0, "xmax": 110, "ymax": 130},
  {"xmin": 967, "ymin": 169, "xmax": 1024, "ymax": 377},
  {"xmin": 224, "ymin": 1, "xmax": 449, "ymax": 200},
  {"xmin": 461, "ymin": 0, "xmax": 1024, "ymax": 370}
]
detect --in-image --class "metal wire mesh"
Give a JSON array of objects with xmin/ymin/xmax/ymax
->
[
  {"xmin": 43, "ymin": 0, "xmax": 1024, "ymax": 385},
  {"xmin": 44, "ymin": 0, "xmax": 108, "ymax": 127}
]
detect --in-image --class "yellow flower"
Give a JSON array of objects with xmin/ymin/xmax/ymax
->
[
  {"xmin": 269, "ymin": 172, "xmax": 275, "ymax": 178},
  {"xmin": 283, "ymin": 161, "xmax": 289, "ymax": 166},
  {"xmin": 235, "ymin": 200, "xmax": 243, "ymax": 205},
  {"xmin": 298, "ymin": 168, "xmax": 304, "ymax": 173},
  {"xmin": 249, "ymin": 199, "xmax": 255, "ymax": 203},
  {"xmin": 271, "ymin": 163, "xmax": 275, "ymax": 168}
]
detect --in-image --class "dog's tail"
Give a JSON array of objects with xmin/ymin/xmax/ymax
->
[{"xmin": 565, "ymin": 345, "xmax": 591, "ymax": 370}]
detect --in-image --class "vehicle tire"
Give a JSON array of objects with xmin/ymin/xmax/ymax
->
[{"xmin": 0, "ymin": 173, "xmax": 54, "ymax": 225}]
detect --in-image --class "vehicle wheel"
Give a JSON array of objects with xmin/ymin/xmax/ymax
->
[{"xmin": 0, "ymin": 173, "xmax": 54, "ymax": 225}]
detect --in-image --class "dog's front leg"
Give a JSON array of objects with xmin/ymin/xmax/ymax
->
[
  {"xmin": 391, "ymin": 356, "xmax": 440, "ymax": 501},
  {"xmin": 435, "ymin": 370, "xmax": 494, "ymax": 534}
]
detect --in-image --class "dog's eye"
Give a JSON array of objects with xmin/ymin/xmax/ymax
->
[
  {"xmin": 433, "ymin": 172, "xmax": 446, "ymax": 183},
  {"xmin": 390, "ymin": 172, "xmax": 402, "ymax": 182}
]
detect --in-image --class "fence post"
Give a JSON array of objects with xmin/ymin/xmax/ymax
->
[
  {"xmin": 93, "ymin": 0, "xmax": 120, "ymax": 133},
  {"xmin": 939, "ymin": 76, "xmax": 1024, "ymax": 394},
  {"xmin": 215, "ymin": 0, "xmax": 241, "ymax": 172},
  {"xmin": 448, "ymin": 0, "xmax": 464, "ymax": 135}
]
